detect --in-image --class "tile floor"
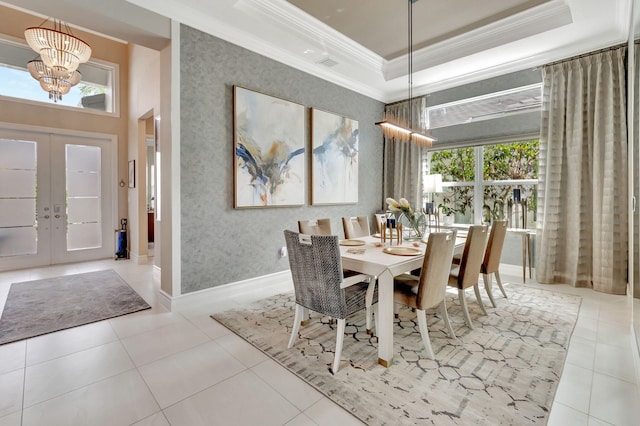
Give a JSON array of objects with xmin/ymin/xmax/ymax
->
[{"xmin": 0, "ymin": 259, "xmax": 638, "ymax": 425}]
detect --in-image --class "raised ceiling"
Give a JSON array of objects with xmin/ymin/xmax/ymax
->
[
  {"xmin": 287, "ymin": 0, "xmax": 551, "ymax": 60},
  {"xmin": 0, "ymin": 0, "xmax": 637, "ymax": 103}
]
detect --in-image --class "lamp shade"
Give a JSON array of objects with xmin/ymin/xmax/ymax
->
[{"xmin": 425, "ymin": 174, "xmax": 443, "ymax": 193}]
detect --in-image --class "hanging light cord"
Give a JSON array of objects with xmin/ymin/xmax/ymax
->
[{"xmin": 408, "ymin": 0, "xmax": 414, "ymax": 131}]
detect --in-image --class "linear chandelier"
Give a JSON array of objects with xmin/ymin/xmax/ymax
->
[
  {"xmin": 376, "ymin": 0, "xmax": 436, "ymax": 147},
  {"xmin": 24, "ymin": 18, "xmax": 91, "ymax": 102}
]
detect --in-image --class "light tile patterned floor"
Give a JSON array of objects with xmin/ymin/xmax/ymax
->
[{"xmin": 0, "ymin": 259, "xmax": 637, "ymax": 425}]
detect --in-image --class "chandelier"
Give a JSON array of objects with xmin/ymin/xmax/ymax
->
[
  {"xmin": 376, "ymin": 0, "xmax": 436, "ymax": 147},
  {"xmin": 27, "ymin": 59, "xmax": 82, "ymax": 102},
  {"xmin": 24, "ymin": 18, "xmax": 91, "ymax": 102}
]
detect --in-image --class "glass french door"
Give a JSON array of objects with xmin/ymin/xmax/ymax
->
[{"xmin": 0, "ymin": 128, "xmax": 113, "ymax": 271}]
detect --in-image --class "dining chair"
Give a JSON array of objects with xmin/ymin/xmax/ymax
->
[
  {"xmin": 298, "ymin": 218, "xmax": 332, "ymax": 235},
  {"xmin": 374, "ymin": 213, "xmax": 387, "ymax": 234},
  {"xmin": 481, "ymin": 220, "xmax": 508, "ymax": 307},
  {"xmin": 342, "ymin": 216, "xmax": 370, "ymax": 239},
  {"xmin": 284, "ymin": 230, "xmax": 378, "ymax": 373},
  {"xmin": 447, "ymin": 225, "xmax": 488, "ymax": 329},
  {"xmin": 295, "ymin": 219, "xmax": 377, "ymax": 333},
  {"xmin": 393, "ymin": 231, "xmax": 457, "ymax": 359}
]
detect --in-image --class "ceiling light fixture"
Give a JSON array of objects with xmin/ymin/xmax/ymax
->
[
  {"xmin": 24, "ymin": 18, "xmax": 91, "ymax": 102},
  {"xmin": 27, "ymin": 58, "xmax": 82, "ymax": 102},
  {"xmin": 376, "ymin": 0, "xmax": 436, "ymax": 147}
]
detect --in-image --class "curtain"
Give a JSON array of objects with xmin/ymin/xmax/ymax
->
[
  {"xmin": 536, "ymin": 48, "xmax": 628, "ymax": 294},
  {"xmin": 382, "ymin": 97, "xmax": 425, "ymax": 210}
]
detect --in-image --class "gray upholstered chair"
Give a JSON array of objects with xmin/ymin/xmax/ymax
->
[
  {"xmin": 393, "ymin": 231, "xmax": 457, "ymax": 359},
  {"xmin": 342, "ymin": 216, "xmax": 370, "ymax": 239},
  {"xmin": 481, "ymin": 220, "xmax": 508, "ymax": 307},
  {"xmin": 447, "ymin": 225, "xmax": 488, "ymax": 329},
  {"xmin": 298, "ymin": 218, "xmax": 332, "ymax": 235},
  {"xmin": 284, "ymin": 230, "xmax": 378, "ymax": 373}
]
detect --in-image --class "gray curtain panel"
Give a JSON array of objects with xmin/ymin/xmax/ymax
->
[
  {"xmin": 536, "ymin": 47, "xmax": 628, "ymax": 294},
  {"xmin": 382, "ymin": 97, "xmax": 425, "ymax": 210}
]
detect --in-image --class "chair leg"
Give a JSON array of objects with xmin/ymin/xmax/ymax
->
[
  {"xmin": 458, "ymin": 289, "xmax": 474, "ymax": 329},
  {"xmin": 288, "ymin": 304, "xmax": 304, "ymax": 348},
  {"xmin": 473, "ymin": 284, "xmax": 487, "ymax": 315},
  {"xmin": 439, "ymin": 300, "xmax": 456, "ymax": 339},
  {"xmin": 365, "ymin": 278, "xmax": 376, "ymax": 334},
  {"xmin": 483, "ymin": 273, "xmax": 497, "ymax": 308},
  {"xmin": 332, "ymin": 318, "xmax": 346, "ymax": 374},
  {"xmin": 416, "ymin": 309, "xmax": 435, "ymax": 359},
  {"xmin": 495, "ymin": 270, "xmax": 508, "ymax": 299},
  {"xmin": 300, "ymin": 306, "xmax": 310, "ymax": 326}
]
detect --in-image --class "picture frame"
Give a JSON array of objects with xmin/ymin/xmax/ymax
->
[
  {"xmin": 233, "ymin": 85, "xmax": 306, "ymax": 208},
  {"xmin": 128, "ymin": 160, "xmax": 135, "ymax": 188},
  {"xmin": 310, "ymin": 108, "xmax": 359, "ymax": 205}
]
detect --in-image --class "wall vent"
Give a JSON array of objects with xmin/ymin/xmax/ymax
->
[{"xmin": 317, "ymin": 57, "xmax": 339, "ymax": 68}]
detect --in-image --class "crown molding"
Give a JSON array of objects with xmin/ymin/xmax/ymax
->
[{"xmin": 384, "ymin": 0, "xmax": 573, "ymax": 81}]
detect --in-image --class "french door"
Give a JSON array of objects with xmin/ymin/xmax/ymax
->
[{"xmin": 0, "ymin": 127, "xmax": 114, "ymax": 271}]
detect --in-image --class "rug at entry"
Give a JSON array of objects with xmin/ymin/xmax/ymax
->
[
  {"xmin": 0, "ymin": 269, "xmax": 151, "ymax": 345},
  {"xmin": 212, "ymin": 284, "xmax": 581, "ymax": 425}
]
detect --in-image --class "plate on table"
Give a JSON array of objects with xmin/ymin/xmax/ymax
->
[
  {"xmin": 372, "ymin": 231, "xmax": 398, "ymax": 239},
  {"xmin": 339, "ymin": 239, "xmax": 366, "ymax": 246},
  {"xmin": 383, "ymin": 247, "xmax": 421, "ymax": 256}
]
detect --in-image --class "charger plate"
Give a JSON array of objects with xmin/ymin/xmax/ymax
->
[
  {"xmin": 382, "ymin": 246, "xmax": 421, "ymax": 256},
  {"xmin": 339, "ymin": 239, "xmax": 366, "ymax": 246}
]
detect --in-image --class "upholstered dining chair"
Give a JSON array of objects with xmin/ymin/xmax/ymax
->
[
  {"xmin": 284, "ymin": 230, "xmax": 378, "ymax": 373},
  {"xmin": 447, "ymin": 225, "xmax": 488, "ymax": 329},
  {"xmin": 342, "ymin": 216, "xmax": 370, "ymax": 239},
  {"xmin": 393, "ymin": 231, "xmax": 457, "ymax": 359},
  {"xmin": 299, "ymin": 217, "xmax": 376, "ymax": 333},
  {"xmin": 481, "ymin": 220, "xmax": 508, "ymax": 307},
  {"xmin": 298, "ymin": 218, "xmax": 332, "ymax": 235}
]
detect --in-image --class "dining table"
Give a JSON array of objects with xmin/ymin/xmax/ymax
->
[{"xmin": 339, "ymin": 233, "xmax": 466, "ymax": 367}]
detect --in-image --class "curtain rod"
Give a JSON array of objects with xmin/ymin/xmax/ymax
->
[{"xmin": 544, "ymin": 43, "xmax": 627, "ymax": 67}]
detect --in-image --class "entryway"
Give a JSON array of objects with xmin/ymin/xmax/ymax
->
[{"xmin": 0, "ymin": 126, "xmax": 114, "ymax": 271}]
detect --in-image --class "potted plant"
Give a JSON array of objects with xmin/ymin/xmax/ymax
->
[{"xmin": 438, "ymin": 203, "xmax": 456, "ymax": 226}]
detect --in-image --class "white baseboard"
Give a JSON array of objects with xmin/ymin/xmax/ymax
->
[
  {"xmin": 153, "ymin": 264, "xmax": 161, "ymax": 273},
  {"xmin": 632, "ymin": 323, "xmax": 640, "ymax": 388},
  {"xmin": 157, "ymin": 269, "xmax": 292, "ymax": 312},
  {"xmin": 130, "ymin": 253, "xmax": 149, "ymax": 265}
]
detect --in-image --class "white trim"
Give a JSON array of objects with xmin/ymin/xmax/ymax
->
[
  {"xmin": 130, "ymin": 253, "xmax": 149, "ymax": 264},
  {"xmin": 632, "ymin": 323, "xmax": 640, "ymax": 388},
  {"xmin": 157, "ymin": 270, "xmax": 292, "ymax": 312},
  {"xmin": 384, "ymin": 1, "xmax": 573, "ymax": 81},
  {"xmin": 153, "ymin": 264, "xmax": 161, "ymax": 273},
  {"xmin": 170, "ymin": 20, "xmax": 181, "ymax": 298}
]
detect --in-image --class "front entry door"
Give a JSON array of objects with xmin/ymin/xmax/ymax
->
[{"xmin": 0, "ymin": 128, "xmax": 114, "ymax": 271}]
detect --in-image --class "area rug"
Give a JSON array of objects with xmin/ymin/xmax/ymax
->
[
  {"xmin": 0, "ymin": 269, "xmax": 151, "ymax": 345},
  {"xmin": 212, "ymin": 284, "xmax": 581, "ymax": 425}
]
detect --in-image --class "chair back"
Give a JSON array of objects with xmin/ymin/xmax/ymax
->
[
  {"xmin": 298, "ymin": 218, "xmax": 333, "ymax": 235},
  {"xmin": 416, "ymin": 231, "xmax": 457, "ymax": 310},
  {"xmin": 284, "ymin": 230, "xmax": 347, "ymax": 319},
  {"xmin": 482, "ymin": 220, "xmax": 507, "ymax": 274},
  {"xmin": 456, "ymin": 225, "xmax": 488, "ymax": 289},
  {"xmin": 342, "ymin": 216, "xmax": 370, "ymax": 239},
  {"xmin": 374, "ymin": 213, "xmax": 387, "ymax": 233}
]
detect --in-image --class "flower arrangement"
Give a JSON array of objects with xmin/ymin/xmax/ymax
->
[{"xmin": 386, "ymin": 197, "xmax": 426, "ymax": 239}]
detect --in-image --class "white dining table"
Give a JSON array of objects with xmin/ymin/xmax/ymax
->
[{"xmin": 340, "ymin": 234, "xmax": 465, "ymax": 367}]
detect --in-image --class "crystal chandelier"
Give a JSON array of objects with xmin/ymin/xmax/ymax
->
[
  {"xmin": 375, "ymin": 0, "xmax": 436, "ymax": 147},
  {"xmin": 27, "ymin": 59, "xmax": 82, "ymax": 102},
  {"xmin": 24, "ymin": 18, "xmax": 91, "ymax": 102}
]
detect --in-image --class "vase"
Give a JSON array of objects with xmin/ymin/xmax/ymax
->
[{"xmin": 398, "ymin": 211, "xmax": 427, "ymax": 240}]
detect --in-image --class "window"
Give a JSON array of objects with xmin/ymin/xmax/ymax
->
[
  {"xmin": 0, "ymin": 37, "xmax": 117, "ymax": 114},
  {"xmin": 428, "ymin": 139, "xmax": 539, "ymax": 229}
]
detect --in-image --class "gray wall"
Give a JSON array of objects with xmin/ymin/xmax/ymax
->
[{"xmin": 179, "ymin": 25, "xmax": 385, "ymax": 294}]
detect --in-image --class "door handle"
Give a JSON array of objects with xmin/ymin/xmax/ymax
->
[
  {"xmin": 55, "ymin": 214, "xmax": 61, "ymax": 219},
  {"xmin": 43, "ymin": 215, "xmax": 50, "ymax": 219}
]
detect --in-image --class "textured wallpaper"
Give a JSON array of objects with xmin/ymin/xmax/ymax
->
[{"xmin": 180, "ymin": 24, "xmax": 385, "ymax": 294}]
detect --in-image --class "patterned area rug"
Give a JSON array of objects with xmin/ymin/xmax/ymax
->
[
  {"xmin": 0, "ymin": 269, "xmax": 151, "ymax": 345},
  {"xmin": 212, "ymin": 284, "xmax": 580, "ymax": 425}
]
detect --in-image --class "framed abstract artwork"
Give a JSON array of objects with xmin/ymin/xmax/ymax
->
[
  {"xmin": 233, "ymin": 86, "xmax": 305, "ymax": 208},
  {"xmin": 310, "ymin": 108, "xmax": 359, "ymax": 205}
]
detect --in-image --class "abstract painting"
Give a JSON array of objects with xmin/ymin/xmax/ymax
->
[
  {"xmin": 234, "ymin": 86, "xmax": 305, "ymax": 208},
  {"xmin": 311, "ymin": 108, "xmax": 358, "ymax": 204}
]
